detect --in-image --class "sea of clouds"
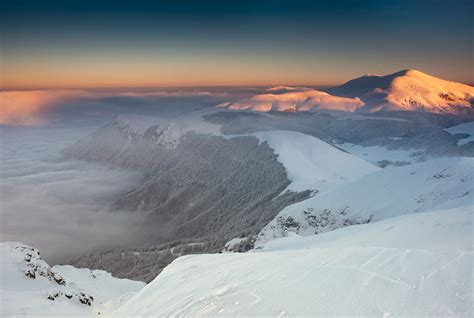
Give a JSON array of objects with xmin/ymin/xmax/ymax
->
[{"xmin": 0, "ymin": 88, "xmax": 248, "ymax": 263}]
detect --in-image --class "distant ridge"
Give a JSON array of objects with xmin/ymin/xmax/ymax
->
[
  {"xmin": 217, "ymin": 88, "xmax": 365, "ymax": 112},
  {"xmin": 327, "ymin": 69, "xmax": 474, "ymax": 114},
  {"xmin": 219, "ymin": 70, "xmax": 474, "ymax": 116}
]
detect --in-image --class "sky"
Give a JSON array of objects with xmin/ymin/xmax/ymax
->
[{"xmin": 1, "ymin": 0, "xmax": 472, "ymax": 89}]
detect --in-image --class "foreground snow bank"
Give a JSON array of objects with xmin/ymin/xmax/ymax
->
[
  {"xmin": 96, "ymin": 206, "xmax": 473, "ymax": 317},
  {"xmin": 0, "ymin": 242, "xmax": 144, "ymax": 317}
]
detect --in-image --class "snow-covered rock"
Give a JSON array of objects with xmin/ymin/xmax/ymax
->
[
  {"xmin": 94, "ymin": 206, "xmax": 473, "ymax": 317},
  {"xmin": 0, "ymin": 242, "xmax": 144, "ymax": 317},
  {"xmin": 222, "ymin": 237, "xmax": 254, "ymax": 253},
  {"xmin": 255, "ymin": 157, "xmax": 473, "ymax": 246},
  {"xmin": 261, "ymin": 205, "xmax": 473, "ymax": 253}
]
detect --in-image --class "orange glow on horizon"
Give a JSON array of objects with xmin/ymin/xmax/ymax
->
[
  {"xmin": 0, "ymin": 90, "xmax": 94, "ymax": 126},
  {"xmin": 3, "ymin": 48, "xmax": 472, "ymax": 90},
  {"xmin": 0, "ymin": 53, "xmax": 394, "ymax": 90},
  {"xmin": 0, "ymin": 70, "xmax": 339, "ymax": 90}
]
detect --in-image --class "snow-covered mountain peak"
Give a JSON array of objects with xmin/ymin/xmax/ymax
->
[
  {"xmin": 219, "ymin": 70, "xmax": 473, "ymax": 116},
  {"xmin": 329, "ymin": 69, "xmax": 474, "ymax": 114},
  {"xmin": 344, "ymin": 69, "xmax": 424, "ymax": 87},
  {"xmin": 401, "ymin": 68, "xmax": 425, "ymax": 76},
  {"xmin": 386, "ymin": 69, "xmax": 474, "ymax": 112}
]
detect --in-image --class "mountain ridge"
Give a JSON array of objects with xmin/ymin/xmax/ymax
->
[
  {"xmin": 329, "ymin": 69, "xmax": 474, "ymax": 114},
  {"xmin": 219, "ymin": 69, "xmax": 474, "ymax": 115}
]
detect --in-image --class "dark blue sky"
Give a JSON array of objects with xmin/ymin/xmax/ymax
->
[{"xmin": 1, "ymin": 0, "xmax": 472, "ymax": 88}]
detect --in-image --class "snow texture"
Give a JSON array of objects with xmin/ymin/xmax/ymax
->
[{"xmin": 95, "ymin": 206, "xmax": 473, "ymax": 317}]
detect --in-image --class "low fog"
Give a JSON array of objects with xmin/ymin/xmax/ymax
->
[
  {"xmin": 0, "ymin": 89, "xmax": 242, "ymax": 263},
  {"xmin": 0, "ymin": 125, "xmax": 151, "ymax": 263}
]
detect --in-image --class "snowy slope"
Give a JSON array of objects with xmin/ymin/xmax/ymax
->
[
  {"xmin": 337, "ymin": 141, "xmax": 418, "ymax": 167},
  {"xmin": 329, "ymin": 69, "xmax": 474, "ymax": 114},
  {"xmin": 95, "ymin": 206, "xmax": 473, "ymax": 317},
  {"xmin": 255, "ymin": 157, "xmax": 473, "ymax": 246},
  {"xmin": 217, "ymin": 88, "xmax": 365, "ymax": 112},
  {"xmin": 261, "ymin": 206, "xmax": 473, "ymax": 252},
  {"xmin": 0, "ymin": 242, "xmax": 144, "ymax": 317},
  {"xmin": 445, "ymin": 121, "xmax": 474, "ymax": 145},
  {"xmin": 252, "ymin": 130, "xmax": 380, "ymax": 192}
]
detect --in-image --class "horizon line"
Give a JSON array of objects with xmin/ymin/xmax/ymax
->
[{"xmin": 0, "ymin": 84, "xmax": 336, "ymax": 91}]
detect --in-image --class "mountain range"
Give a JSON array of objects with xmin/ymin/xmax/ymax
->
[
  {"xmin": 219, "ymin": 69, "xmax": 474, "ymax": 115},
  {"xmin": 1, "ymin": 69, "xmax": 473, "ymax": 316}
]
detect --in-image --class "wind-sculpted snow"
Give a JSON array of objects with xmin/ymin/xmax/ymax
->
[
  {"xmin": 0, "ymin": 242, "xmax": 144, "ymax": 317},
  {"xmin": 94, "ymin": 207, "xmax": 473, "ymax": 317},
  {"xmin": 255, "ymin": 157, "xmax": 473, "ymax": 247}
]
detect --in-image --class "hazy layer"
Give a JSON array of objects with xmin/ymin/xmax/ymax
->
[{"xmin": 0, "ymin": 125, "xmax": 150, "ymax": 263}]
